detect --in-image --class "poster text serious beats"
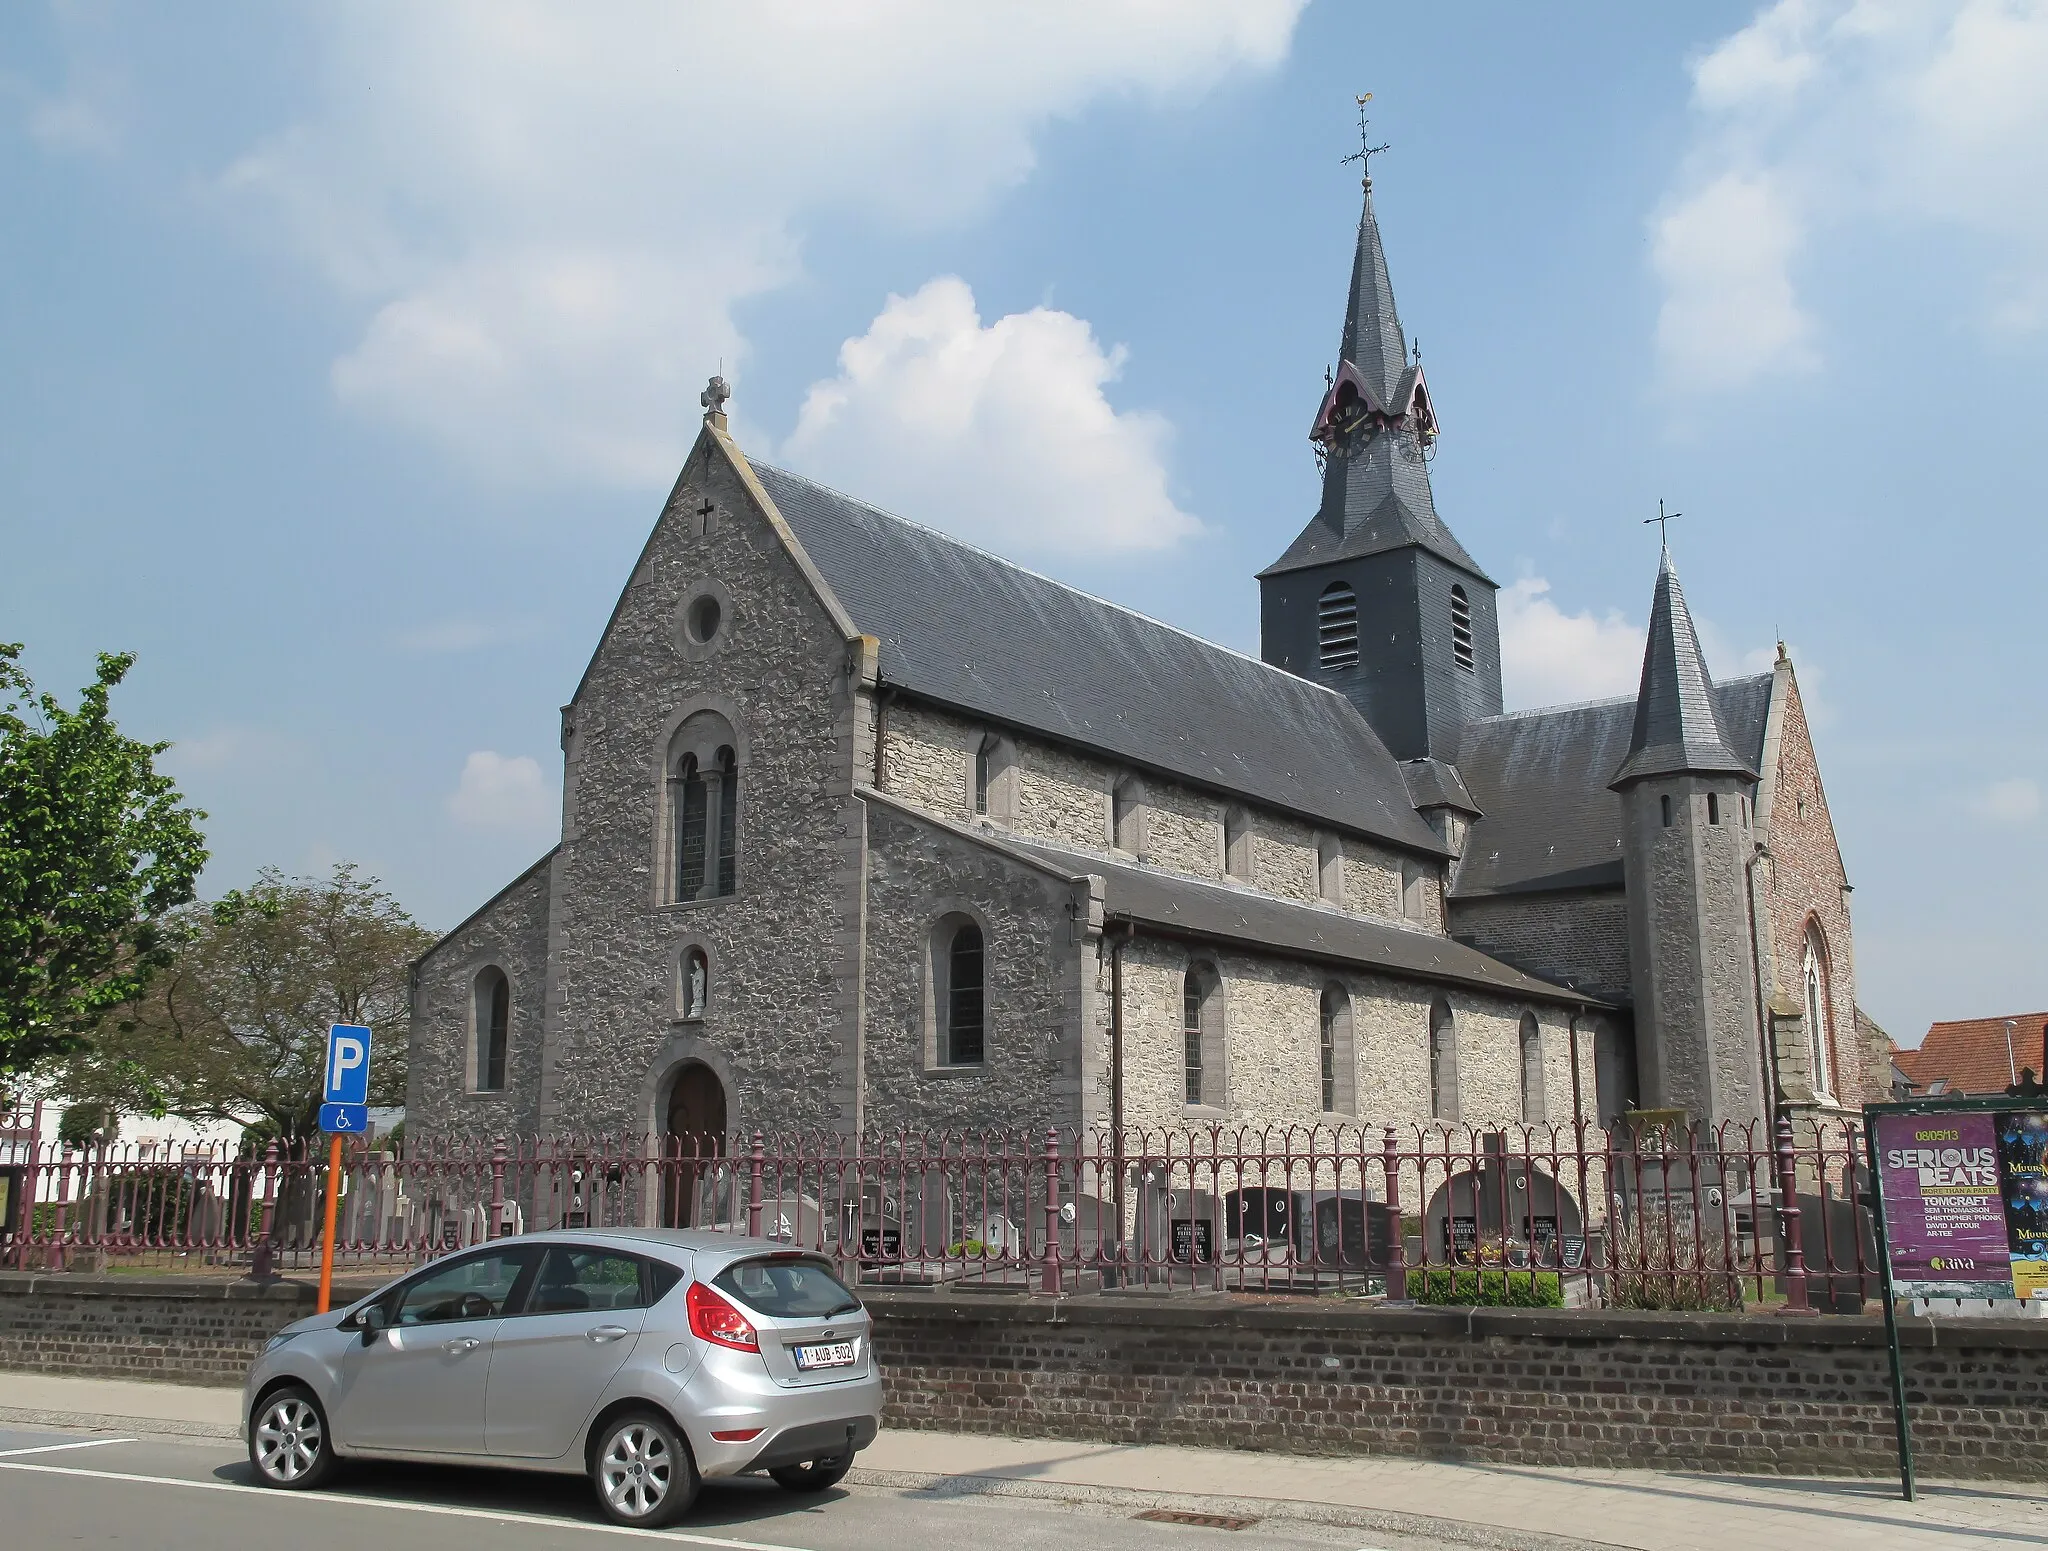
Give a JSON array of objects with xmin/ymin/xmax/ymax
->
[{"xmin": 1873, "ymin": 1111, "xmax": 2048, "ymax": 1298}]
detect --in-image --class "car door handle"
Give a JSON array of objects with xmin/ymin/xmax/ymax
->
[
  {"xmin": 442, "ymin": 1336, "xmax": 483, "ymax": 1355},
  {"xmin": 587, "ymin": 1325, "xmax": 630, "ymax": 1344}
]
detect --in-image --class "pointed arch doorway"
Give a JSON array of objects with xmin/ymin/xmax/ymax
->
[{"xmin": 662, "ymin": 1062, "xmax": 727, "ymax": 1227}]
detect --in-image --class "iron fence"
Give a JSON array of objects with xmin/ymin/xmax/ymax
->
[{"xmin": 0, "ymin": 1104, "xmax": 1875, "ymax": 1312}]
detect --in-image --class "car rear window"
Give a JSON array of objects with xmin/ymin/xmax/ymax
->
[{"xmin": 713, "ymin": 1257, "xmax": 861, "ymax": 1318}]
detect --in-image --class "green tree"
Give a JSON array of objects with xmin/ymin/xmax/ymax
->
[
  {"xmin": 61, "ymin": 865, "xmax": 433, "ymax": 1139},
  {"xmin": 0, "ymin": 644, "xmax": 208, "ymax": 1081}
]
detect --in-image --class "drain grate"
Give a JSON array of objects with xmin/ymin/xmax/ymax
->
[{"xmin": 1132, "ymin": 1508, "xmax": 1261, "ymax": 1531}]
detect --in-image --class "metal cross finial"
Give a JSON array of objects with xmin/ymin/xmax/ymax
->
[
  {"xmin": 700, "ymin": 374, "xmax": 731, "ymax": 423},
  {"xmin": 1340, "ymin": 93, "xmax": 1390, "ymax": 183},
  {"xmin": 1644, "ymin": 499, "xmax": 1682, "ymax": 548}
]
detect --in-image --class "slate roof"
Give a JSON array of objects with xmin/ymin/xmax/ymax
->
[
  {"xmin": 1009, "ymin": 835, "xmax": 1603, "ymax": 1007},
  {"xmin": 1610, "ymin": 549, "xmax": 1755, "ymax": 788},
  {"xmin": 1897, "ymin": 1014, "xmax": 2048, "ymax": 1097},
  {"xmin": 753, "ymin": 462, "xmax": 1447, "ymax": 858},
  {"xmin": 1261, "ymin": 179, "xmax": 1489, "ymax": 584},
  {"xmin": 1451, "ymin": 675, "xmax": 1773, "ymax": 898}
]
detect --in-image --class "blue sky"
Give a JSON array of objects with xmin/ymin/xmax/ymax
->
[{"xmin": 4, "ymin": 2, "xmax": 2044, "ymax": 1046}]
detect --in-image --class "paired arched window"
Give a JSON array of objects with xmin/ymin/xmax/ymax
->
[
  {"xmin": 1803, "ymin": 926, "xmax": 1835, "ymax": 1100},
  {"xmin": 1320, "ymin": 984, "xmax": 1355, "ymax": 1114},
  {"xmin": 682, "ymin": 947, "xmax": 709, "ymax": 1020},
  {"xmin": 930, "ymin": 914, "xmax": 986, "ymax": 1067},
  {"xmin": 473, "ymin": 967, "xmax": 509, "ymax": 1092},
  {"xmin": 1428, "ymin": 999, "xmax": 1459, "ymax": 1122},
  {"xmin": 1318, "ymin": 581, "xmax": 1359, "ymax": 670},
  {"xmin": 1519, "ymin": 1011, "xmax": 1546, "ymax": 1124},
  {"xmin": 1450, "ymin": 585, "xmax": 1475, "ymax": 672},
  {"xmin": 668, "ymin": 711, "xmax": 740, "ymax": 903},
  {"xmin": 1184, "ymin": 962, "xmax": 1223, "ymax": 1107}
]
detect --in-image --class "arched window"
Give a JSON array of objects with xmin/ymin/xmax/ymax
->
[
  {"xmin": 681, "ymin": 947, "xmax": 709, "ymax": 1020},
  {"xmin": 972, "ymin": 734, "xmax": 1015, "ymax": 822},
  {"xmin": 1223, "ymin": 807, "xmax": 1251, "ymax": 881},
  {"xmin": 1519, "ymin": 1011, "xmax": 1546, "ymax": 1125},
  {"xmin": 1429, "ymin": 999, "xmax": 1459, "ymax": 1122},
  {"xmin": 667, "ymin": 711, "xmax": 740, "ymax": 903},
  {"xmin": 1112, "ymin": 776, "xmax": 1146, "ymax": 856},
  {"xmin": 1318, "ymin": 582, "xmax": 1359, "ymax": 670},
  {"xmin": 974, "ymin": 738, "xmax": 993, "ymax": 815},
  {"xmin": 1450, "ymin": 585, "xmax": 1475, "ymax": 672},
  {"xmin": 929, "ymin": 914, "xmax": 986, "ymax": 1067},
  {"xmin": 1184, "ymin": 962, "xmax": 1223, "ymax": 1108},
  {"xmin": 1320, "ymin": 984, "xmax": 1355, "ymax": 1114},
  {"xmin": 473, "ymin": 967, "xmax": 509, "ymax": 1092},
  {"xmin": 1803, "ymin": 926, "xmax": 1835, "ymax": 1099}
]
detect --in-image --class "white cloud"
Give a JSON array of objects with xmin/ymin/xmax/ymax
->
[
  {"xmin": 447, "ymin": 750, "xmax": 557, "ymax": 832},
  {"xmin": 781, "ymin": 277, "xmax": 1197, "ymax": 556},
  {"xmin": 1496, "ymin": 576, "xmax": 1642, "ymax": 710},
  {"xmin": 1974, "ymin": 777, "xmax": 2042, "ymax": 824},
  {"xmin": 199, "ymin": 3, "xmax": 1304, "ymax": 486},
  {"xmin": 1655, "ymin": 0, "xmax": 2048, "ymax": 390}
]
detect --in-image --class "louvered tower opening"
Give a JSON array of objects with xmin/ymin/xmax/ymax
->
[
  {"xmin": 1450, "ymin": 585, "xmax": 1475, "ymax": 672},
  {"xmin": 1318, "ymin": 582, "xmax": 1359, "ymax": 670}
]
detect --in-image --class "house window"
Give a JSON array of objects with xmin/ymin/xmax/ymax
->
[
  {"xmin": 973, "ymin": 738, "xmax": 992, "ymax": 815},
  {"xmin": 1450, "ymin": 585, "xmax": 1475, "ymax": 672},
  {"xmin": 1320, "ymin": 984, "xmax": 1355, "ymax": 1114},
  {"xmin": 473, "ymin": 967, "xmax": 509, "ymax": 1092},
  {"xmin": 667, "ymin": 711, "xmax": 741, "ymax": 903},
  {"xmin": 1707, "ymin": 792, "xmax": 1721, "ymax": 826},
  {"xmin": 1112, "ymin": 776, "xmax": 1146, "ymax": 856},
  {"xmin": 1661, "ymin": 794, "xmax": 1672, "ymax": 828},
  {"xmin": 682, "ymin": 948, "xmax": 709, "ymax": 1020},
  {"xmin": 1429, "ymin": 999, "xmax": 1459, "ymax": 1122},
  {"xmin": 971, "ymin": 734, "xmax": 1015, "ymax": 822},
  {"xmin": 1318, "ymin": 582, "xmax": 1359, "ymax": 670},
  {"xmin": 1183, "ymin": 963, "xmax": 1222, "ymax": 1107},
  {"xmin": 929, "ymin": 914, "xmax": 987, "ymax": 1066},
  {"xmin": 1803, "ymin": 926, "xmax": 1835, "ymax": 1100},
  {"xmin": 1519, "ymin": 1011, "xmax": 1546, "ymax": 1125},
  {"xmin": 1316, "ymin": 833, "xmax": 1343, "ymax": 904},
  {"xmin": 1224, "ymin": 808, "xmax": 1251, "ymax": 881}
]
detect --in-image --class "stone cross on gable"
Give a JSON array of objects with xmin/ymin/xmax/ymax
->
[{"xmin": 700, "ymin": 374, "xmax": 731, "ymax": 427}]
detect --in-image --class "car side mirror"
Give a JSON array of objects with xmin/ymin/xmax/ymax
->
[{"xmin": 359, "ymin": 1304, "xmax": 389, "ymax": 1344}]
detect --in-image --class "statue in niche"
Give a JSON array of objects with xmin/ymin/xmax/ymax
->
[{"xmin": 685, "ymin": 952, "xmax": 708, "ymax": 1020}]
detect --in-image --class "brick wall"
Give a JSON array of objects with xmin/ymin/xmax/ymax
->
[{"xmin": 5, "ymin": 1276, "xmax": 2044, "ymax": 1478}]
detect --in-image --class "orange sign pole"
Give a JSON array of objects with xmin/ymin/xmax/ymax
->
[{"xmin": 315, "ymin": 1132, "xmax": 343, "ymax": 1314}]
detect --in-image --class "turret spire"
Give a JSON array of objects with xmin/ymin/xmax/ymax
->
[{"xmin": 1610, "ymin": 546, "xmax": 1755, "ymax": 789}]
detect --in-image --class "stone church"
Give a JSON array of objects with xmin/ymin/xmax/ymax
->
[{"xmin": 408, "ymin": 168, "xmax": 1877, "ymax": 1148}]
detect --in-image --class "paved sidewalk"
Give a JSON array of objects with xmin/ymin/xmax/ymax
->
[{"xmin": 4, "ymin": 1370, "xmax": 2045, "ymax": 1551}]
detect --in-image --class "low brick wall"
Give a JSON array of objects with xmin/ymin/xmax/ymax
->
[{"xmin": 4, "ymin": 1272, "xmax": 2045, "ymax": 1478}]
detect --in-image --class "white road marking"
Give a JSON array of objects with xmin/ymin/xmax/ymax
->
[
  {"xmin": 0, "ymin": 1458, "xmax": 808, "ymax": 1548},
  {"xmin": 0, "ymin": 1436, "xmax": 138, "ymax": 1458}
]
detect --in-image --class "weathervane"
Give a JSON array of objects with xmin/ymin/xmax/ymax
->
[
  {"xmin": 1340, "ymin": 93, "xmax": 1390, "ymax": 184},
  {"xmin": 1645, "ymin": 499, "xmax": 1682, "ymax": 548}
]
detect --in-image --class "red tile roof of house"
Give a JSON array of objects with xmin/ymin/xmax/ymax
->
[{"xmin": 1897, "ymin": 1014, "xmax": 2048, "ymax": 1097}]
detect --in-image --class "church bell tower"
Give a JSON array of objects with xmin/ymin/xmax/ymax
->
[{"xmin": 1259, "ymin": 134, "xmax": 1501, "ymax": 763}]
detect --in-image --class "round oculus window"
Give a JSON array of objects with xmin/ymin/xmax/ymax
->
[{"xmin": 685, "ymin": 594, "xmax": 722, "ymax": 645}]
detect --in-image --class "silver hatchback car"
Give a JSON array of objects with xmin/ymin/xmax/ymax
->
[{"xmin": 242, "ymin": 1229, "xmax": 882, "ymax": 1527}]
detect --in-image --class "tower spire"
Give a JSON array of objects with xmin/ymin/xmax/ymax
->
[{"xmin": 1610, "ymin": 545, "xmax": 1754, "ymax": 789}]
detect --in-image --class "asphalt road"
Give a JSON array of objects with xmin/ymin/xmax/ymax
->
[{"xmin": 0, "ymin": 1424, "xmax": 1479, "ymax": 1551}]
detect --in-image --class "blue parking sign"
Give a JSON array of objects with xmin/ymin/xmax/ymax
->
[{"xmin": 324, "ymin": 1023, "xmax": 372, "ymax": 1105}]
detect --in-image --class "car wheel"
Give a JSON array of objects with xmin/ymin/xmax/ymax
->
[
  {"xmin": 770, "ymin": 1455, "xmax": 852, "ymax": 1493},
  {"xmin": 592, "ymin": 1411, "xmax": 698, "ymax": 1528},
  {"xmin": 248, "ymin": 1384, "xmax": 338, "ymax": 1490}
]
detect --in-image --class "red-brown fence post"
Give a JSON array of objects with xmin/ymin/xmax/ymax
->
[
  {"xmin": 489, "ymin": 1138, "xmax": 507, "ymax": 1241},
  {"xmin": 747, "ymin": 1132, "xmax": 765, "ymax": 1238},
  {"xmin": 1775, "ymin": 1109, "xmax": 1813, "ymax": 1314},
  {"xmin": 47, "ymin": 1147, "xmax": 73, "ymax": 1273},
  {"xmin": 1382, "ymin": 1125, "xmax": 1408, "ymax": 1302},
  {"xmin": 250, "ymin": 1140, "xmax": 279, "ymax": 1281},
  {"xmin": 1040, "ymin": 1127, "xmax": 1064, "ymax": 1295}
]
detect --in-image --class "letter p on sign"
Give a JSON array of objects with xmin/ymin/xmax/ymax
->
[{"xmin": 324, "ymin": 1023, "xmax": 373, "ymax": 1107}]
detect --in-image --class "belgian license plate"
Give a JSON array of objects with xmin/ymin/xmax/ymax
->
[{"xmin": 794, "ymin": 1340, "xmax": 857, "ymax": 1371}]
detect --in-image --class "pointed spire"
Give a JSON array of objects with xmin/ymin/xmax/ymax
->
[
  {"xmin": 1340, "ymin": 176, "xmax": 1413, "ymax": 411},
  {"xmin": 1610, "ymin": 547, "xmax": 1756, "ymax": 789}
]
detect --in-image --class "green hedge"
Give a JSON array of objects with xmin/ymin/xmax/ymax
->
[{"xmin": 1411, "ymin": 1268, "xmax": 1564, "ymax": 1307}]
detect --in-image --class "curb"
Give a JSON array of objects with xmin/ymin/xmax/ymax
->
[{"xmin": 0, "ymin": 1404, "xmax": 239, "ymax": 1442}]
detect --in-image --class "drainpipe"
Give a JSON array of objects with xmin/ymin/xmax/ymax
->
[
  {"xmin": 1745, "ymin": 845, "xmax": 1779, "ymax": 1118},
  {"xmin": 872, "ymin": 687, "xmax": 894, "ymax": 790},
  {"xmin": 1108, "ymin": 921, "xmax": 1134, "ymax": 1282},
  {"xmin": 1568, "ymin": 1012, "xmax": 1585, "ymax": 1133}
]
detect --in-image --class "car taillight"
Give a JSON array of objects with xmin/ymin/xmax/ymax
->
[{"xmin": 686, "ymin": 1281, "xmax": 758, "ymax": 1350}]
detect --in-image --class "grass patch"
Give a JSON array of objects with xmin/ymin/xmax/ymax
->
[{"xmin": 1412, "ymin": 1268, "xmax": 1564, "ymax": 1307}]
